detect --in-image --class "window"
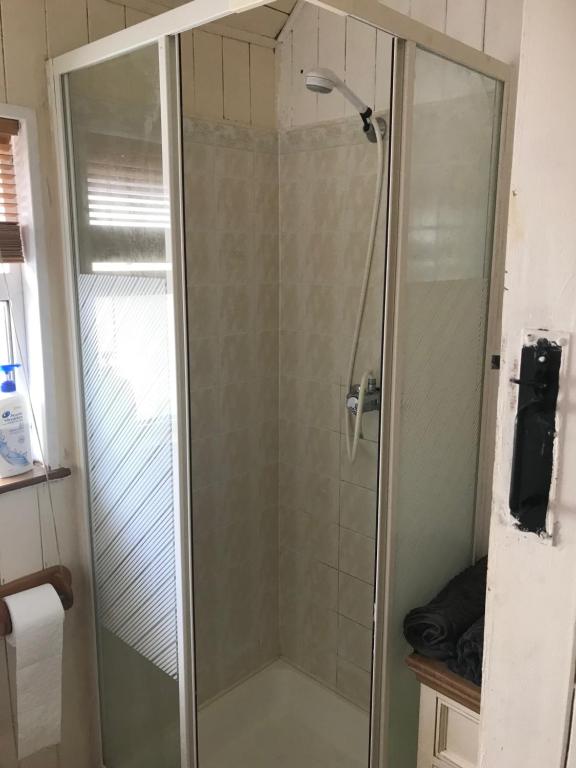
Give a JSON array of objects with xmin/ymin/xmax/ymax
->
[
  {"xmin": 0, "ymin": 301, "xmax": 14, "ymax": 364},
  {"xmin": 0, "ymin": 119, "xmax": 24, "ymax": 377},
  {"xmin": 0, "ymin": 118, "xmax": 25, "ymax": 375},
  {"xmin": 0, "ymin": 117, "xmax": 23, "ymax": 263},
  {"xmin": 0, "ymin": 106, "xmax": 61, "ymax": 467}
]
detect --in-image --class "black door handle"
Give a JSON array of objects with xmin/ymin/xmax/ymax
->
[{"xmin": 509, "ymin": 338, "xmax": 561, "ymax": 535}]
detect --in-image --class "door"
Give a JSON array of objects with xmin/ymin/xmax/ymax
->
[
  {"xmin": 62, "ymin": 41, "xmax": 192, "ymax": 768},
  {"xmin": 380, "ymin": 43, "xmax": 504, "ymax": 768}
]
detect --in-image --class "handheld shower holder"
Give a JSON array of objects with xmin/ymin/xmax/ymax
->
[{"xmin": 363, "ymin": 113, "xmax": 387, "ymax": 144}]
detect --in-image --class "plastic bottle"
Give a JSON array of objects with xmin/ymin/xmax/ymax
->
[{"xmin": 0, "ymin": 364, "xmax": 32, "ymax": 478}]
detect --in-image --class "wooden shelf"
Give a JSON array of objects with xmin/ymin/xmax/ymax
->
[
  {"xmin": 405, "ymin": 653, "xmax": 481, "ymax": 714},
  {"xmin": 0, "ymin": 463, "xmax": 71, "ymax": 495}
]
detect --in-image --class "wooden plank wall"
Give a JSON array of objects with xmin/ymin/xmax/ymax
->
[
  {"xmin": 278, "ymin": 0, "xmax": 523, "ymax": 129},
  {"xmin": 278, "ymin": 5, "xmax": 395, "ymax": 128},
  {"xmin": 182, "ymin": 29, "xmax": 276, "ymax": 127},
  {"xmin": 0, "ymin": 0, "xmax": 275, "ymax": 127},
  {"xmin": 386, "ymin": 0, "xmax": 524, "ymax": 61}
]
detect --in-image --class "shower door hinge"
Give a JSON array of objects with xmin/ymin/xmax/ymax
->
[{"xmin": 491, "ymin": 354, "xmax": 501, "ymax": 370}]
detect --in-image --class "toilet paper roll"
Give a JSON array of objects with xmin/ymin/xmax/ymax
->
[{"xmin": 4, "ymin": 583, "xmax": 65, "ymax": 759}]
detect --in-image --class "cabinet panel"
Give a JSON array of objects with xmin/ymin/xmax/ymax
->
[
  {"xmin": 417, "ymin": 685, "xmax": 480, "ymax": 768},
  {"xmin": 435, "ymin": 700, "xmax": 479, "ymax": 768}
]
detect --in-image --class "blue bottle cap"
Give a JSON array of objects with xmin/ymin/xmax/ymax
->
[{"xmin": 0, "ymin": 363, "xmax": 20, "ymax": 393}]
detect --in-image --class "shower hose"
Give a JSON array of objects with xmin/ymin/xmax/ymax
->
[{"xmin": 345, "ymin": 117, "xmax": 385, "ymax": 463}]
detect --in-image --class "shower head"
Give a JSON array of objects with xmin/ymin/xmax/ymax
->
[
  {"xmin": 305, "ymin": 68, "xmax": 370, "ymax": 115},
  {"xmin": 305, "ymin": 67, "xmax": 385, "ymax": 142}
]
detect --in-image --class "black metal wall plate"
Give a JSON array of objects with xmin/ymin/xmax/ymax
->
[{"xmin": 509, "ymin": 337, "xmax": 562, "ymax": 534}]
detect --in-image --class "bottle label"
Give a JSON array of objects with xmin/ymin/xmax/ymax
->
[{"xmin": 0, "ymin": 416, "xmax": 31, "ymax": 467}]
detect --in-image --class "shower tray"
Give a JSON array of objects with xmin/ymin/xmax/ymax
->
[{"xmin": 198, "ymin": 659, "xmax": 369, "ymax": 768}]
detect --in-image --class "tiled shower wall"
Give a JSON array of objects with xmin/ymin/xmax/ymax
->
[
  {"xmin": 184, "ymin": 118, "xmax": 280, "ymax": 705},
  {"xmin": 278, "ymin": 118, "xmax": 387, "ymax": 709},
  {"xmin": 185, "ymin": 112, "xmax": 385, "ymax": 711},
  {"xmin": 187, "ymin": 2, "xmax": 508, "ymax": 715}
]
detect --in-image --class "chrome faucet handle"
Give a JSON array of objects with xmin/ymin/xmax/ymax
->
[
  {"xmin": 346, "ymin": 388, "xmax": 360, "ymax": 416},
  {"xmin": 346, "ymin": 379, "xmax": 380, "ymax": 417}
]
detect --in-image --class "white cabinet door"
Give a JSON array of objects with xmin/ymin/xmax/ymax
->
[{"xmin": 417, "ymin": 685, "xmax": 480, "ymax": 768}]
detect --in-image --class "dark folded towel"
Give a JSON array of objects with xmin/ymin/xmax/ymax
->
[
  {"xmin": 403, "ymin": 557, "xmax": 487, "ymax": 660},
  {"xmin": 448, "ymin": 616, "xmax": 484, "ymax": 686}
]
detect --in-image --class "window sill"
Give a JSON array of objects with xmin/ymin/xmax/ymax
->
[{"xmin": 0, "ymin": 463, "xmax": 71, "ymax": 495}]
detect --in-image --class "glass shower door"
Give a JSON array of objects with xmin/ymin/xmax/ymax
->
[
  {"xmin": 64, "ymin": 43, "xmax": 189, "ymax": 768},
  {"xmin": 383, "ymin": 46, "xmax": 503, "ymax": 768}
]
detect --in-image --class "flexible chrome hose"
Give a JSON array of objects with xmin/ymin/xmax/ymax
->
[{"xmin": 345, "ymin": 118, "xmax": 385, "ymax": 463}]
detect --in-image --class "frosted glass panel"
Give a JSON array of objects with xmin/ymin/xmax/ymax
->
[
  {"xmin": 386, "ymin": 49, "xmax": 502, "ymax": 767},
  {"xmin": 66, "ymin": 45, "xmax": 182, "ymax": 768}
]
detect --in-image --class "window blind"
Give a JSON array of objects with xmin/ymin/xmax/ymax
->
[
  {"xmin": 86, "ymin": 134, "xmax": 168, "ymax": 230},
  {"xmin": 76, "ymin": 133, "xmax": 167, "ymax": 274},
  {"xmin": 0, "ymin": 117, "xmax": 22, "ymax": 263}
]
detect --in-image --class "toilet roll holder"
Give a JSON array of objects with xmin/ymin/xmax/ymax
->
[{"xmin": 0, "ymin": 565, "xmax": 73, "ymax": 637}]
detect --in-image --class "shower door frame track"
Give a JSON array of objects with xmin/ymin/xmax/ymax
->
[{"xmin": 48, "ymin": 2, "xmax": 514, "ymax": 767}]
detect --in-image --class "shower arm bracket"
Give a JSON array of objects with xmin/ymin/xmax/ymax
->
[
  {"xmin": 360, "ymin": 108, "xmax": 387, "ymax": 143},
  {"xmin": 360, "ymin": 107, "xmax": 374, "ymax": 133}
]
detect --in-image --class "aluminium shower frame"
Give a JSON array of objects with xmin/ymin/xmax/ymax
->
[{"xmin": 48, "ymin": 2, "xmax": 514, "ymax": 767}]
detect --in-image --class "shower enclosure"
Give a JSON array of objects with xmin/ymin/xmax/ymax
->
[{"xmin": 50, "ymin": 2, "xmax": 511, "ymax": 767}]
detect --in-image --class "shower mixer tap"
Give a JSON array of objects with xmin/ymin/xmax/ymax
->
[{"xmin": 346, "ymin": 377, "xmax": 380, "ymax": 417}]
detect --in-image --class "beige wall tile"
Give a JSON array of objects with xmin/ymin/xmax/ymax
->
[
  {"xmin": 278, "ymin": 116, "xmax": 386, "ymax": 678},
  {"xmin": 340, "ymin": 528, "xmax": 376, "ymax": 585},
  {"xmin": 185, "ymin": 119, "xmax": 280, "ymax": 704},
  {"xmin": 340, "ymin": 434, "xmax": 379, "ymax": 490},
  {"xmin": 337, "ymin": 657, "xmax": 371, "ymax": 710},
  {"xmin": 338, "ymin": 572, "xmax": 374, "ymax": 628},
  {"xmin": 338, "ymin": 615, "xmax": 372, "ymax": 672},
  {"xmin": 340, "ymin": 481, "xmax": 377, "ymax": 538},
  {"xmin": 280, "ymin": 548, "xmax": 338, "ymax": 610}
]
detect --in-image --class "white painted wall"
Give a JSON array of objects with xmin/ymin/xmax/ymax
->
[{"xmin": 480, "ymin": 1, "xmax": 576, "ymax": 766}]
